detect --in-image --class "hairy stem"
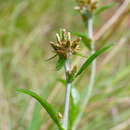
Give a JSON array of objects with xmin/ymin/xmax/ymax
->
[
  {"xmin": 72, "ymin": 16, "xmax": 96, "ymax": 130},
  {"xmin": 63, "ymin": 59, "xmax": 71, "ymax": 130}
]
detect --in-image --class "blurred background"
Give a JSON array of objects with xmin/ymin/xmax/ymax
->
[{"xmin": 0, "ymin": 0, "xmax": 130, "ymax": 130}]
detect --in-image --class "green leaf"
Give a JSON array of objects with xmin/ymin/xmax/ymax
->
[
  {"xmin": 46, "ymin": 54, "xmax": 57, "ymax": 61},
  {"xmin": 56, "ymin": 56, "xmax": 66, "ymax": 71},
  {"xmin": 95, "ymin": 3, "xmax": 116, "ymax": 15},
  {"xmin": 69, "ymin": 87, "xmax": 80, "ymax": 129},
  {"xmin": 112, "ymin": 65, "xmax": 130, "ymax": 84},
  {"xmin": 28, "ymin": 103, "xmax": 42, "ymax": 130},
  {"xmin": 16, "ymin": 88, "xmax": 64, "ymax": 130},
  {"xmin": 58, "ymin": 78, "xmax": 66, "ymax": 85},
  {"xmin": 74, "ymin": 52, "xmax": 87, "ymax": 58},
  {"xmin": 71, "ymin": 87, "xmax": 80, "ymax": 105},
  {"xmin": 72, "ymin": 32, "xmax": 91, "ymax": 50},
  {"xmin": 75, "ymin": 44, "xmax": 114, "ymax": 77}
]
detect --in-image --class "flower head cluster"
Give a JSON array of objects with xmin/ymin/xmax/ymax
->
[
  {"xmin": 50, "ymin": 29, "xmax": 80, "ymax": 59},
  {"xmin": 75, "ymin": 0, "xmax": 99, "ymax": 13}
]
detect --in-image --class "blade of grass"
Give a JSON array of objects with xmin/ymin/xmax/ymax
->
[
  {"xmin": 95, "ymin": 2, "xmax": 117, "ymax": 15},
  {"xmin": 28, "ymin": 103, "xmax": 42, "ymax": 130},
  {"xmin": 75, "ymin": 44, "xmax": 114, "ymax": 78},
  {"xmin": 16, "ymin": 88, "xmax": 64, "ymax": 130}
]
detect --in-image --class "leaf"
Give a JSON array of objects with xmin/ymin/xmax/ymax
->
[
  {"xmin": 112, "ymin": 65, "xmax": 130, "ymax": 84},
  {"xmin": 95, "ymin": 3, "xmax": 116, "ymax": 15},
  {"xmin": 46, "ymin": 54, "xmax": 57, "ymax": 61},
  {"xmin": 72, "ymin": 32, "xmax": 91, "ymax": 50},
  {"xmin": 28, "ymin": 103, "xmax": 42, "ymax": 130},
  {"xmin": 71, "ymin": 88, "xmax": 80, "ymax": 105},
  {"xmin": 75, "ymin": 44, "xmax": 114, "ymax": 77},
  {"xmin": 16, "ymin": 88, "xmax": 64, "ymax": 130},
  {"xmin": 58, "ymin": 78, "xmax": 66, "ymax": 85},
  {"xmin": 56, "ymin": 56, "xmax": 66, "ymax": 71},
  {"xmin": 74, "ymin": 52, "xmax": 87, "ymax": 58},
  {"xmin": 69, "ymin": 87, "xmax": 80, "ymax": 129}
]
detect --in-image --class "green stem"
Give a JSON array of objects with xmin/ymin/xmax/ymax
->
[
  {"xmin": 72, "ymin": 16, "xmax": 96, "ymax": 130},
  {"xmin": 63, "ymin": 59, "xmax": 72, "ymax": 130}
]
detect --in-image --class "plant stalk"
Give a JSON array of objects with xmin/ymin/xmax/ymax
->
[
  {"xmin": 63, "ymin": 59, "xmax": 71, "ymax": 130},
  {"xmin": 72, "ymin": 16, "xmax": 96, "ymax": 130}
]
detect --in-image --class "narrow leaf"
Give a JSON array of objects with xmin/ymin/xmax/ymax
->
[
  {"xmin": 69, "ymin": 87, "xmax": 80, "ymax": 129},
  {"xmin": 75, "ymin": 44, "xmax": 114, "ymax": 77},
  {"xmin": 16, "ymin": 88, "xmax": 64, "ymax": 130},
  {"xmin": 46, "ymin": 54, "xmax": 57, "ymax": 61},
  {"xmin": 74, "ymin": 52, "xmax": 87, "ymax": 58},
  {"xmin": 58, "ymin": 78, "xmax": 66, "ymax": 85},
  {"xmin": 56, "ymin": 56, "xmax": 66, "ymax": 71},
  {"xmin": 28, "ymin": 103, "xmax": 42, "ymax": 130},
  {"xmin": 71, "ymin": 88, "xmax": 80, "ymax": 105},
  {"xmin": 95, "ymin": 3, "xmax": 116, "ymax": 15},
  {"xmin": 72, "ymin": 32, "xmax": 91, "ymax": 50}
]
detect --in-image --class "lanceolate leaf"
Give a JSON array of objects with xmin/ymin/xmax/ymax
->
[
  {"xmin": 17, "ymin": 88, "xmax": 64, "ymax": 130},
  {"xmin": 72, "ymin": 32, "xmax": 91, "ymax": 50},
  {"xmin": 74, "ymin": 52, "xmax": 87, "ymax": 58},
  {"xmin": 28, "ymin": 103, "xmax": 42, "ymax": 130},
  {"xmin": 58, "ymin": 78, "xmax": 66, "ymax": 85},
  {"xmin": 56, "ymin": 56, "xmax": 66, "ymax": 71},
  {"xmin": 95, "ymin": 3, "xmax": 116, "ymax": 15},
  {"xmin": 46, "ymin": 54, "xmax": 57, "ymax": 61},
  {"xmin": 69, "ymin": 87, "xmax": 80, "ymax": 129},
  {"xmin": 75, "ymin": 44, "xmax": 114, "ymax": 77},
  {"xmin": 71, "ymin": 88, "xmax": 80, "ymax": 105}
]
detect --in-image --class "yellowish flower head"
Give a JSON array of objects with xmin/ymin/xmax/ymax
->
[
  {"xmin": 76, "ymin": 0, "xmax": 99, "ymax": 13},
  {"xmin": 50, "ymin": 29, "xmax": 80, "ymax": 59}
]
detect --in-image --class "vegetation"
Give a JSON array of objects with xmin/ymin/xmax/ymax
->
[{"xmin": 0, "ymin": 0, "xmax": 130, "ymax": 130}]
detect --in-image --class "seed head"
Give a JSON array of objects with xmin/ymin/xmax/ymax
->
[
  {"xmin": 75, "ymin": 0, "xmax": 99, "ymax": 13},
  {"xmin": 50, "ymin": 29, "xmax": 80, "ymax": 59}
]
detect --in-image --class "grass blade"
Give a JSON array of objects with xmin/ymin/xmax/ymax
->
[
  {"xmin": 95, "ymin": 2, "xmax": 116, "ymax": 15},
  {"xmin": 69, "ymin": 87, "xmax": 80, "ymax": 129},
  {"xmin": 56, "ymin": 56, "xmax": 66, "ymax": 71},
  {"xmin": 28, "ymin": 103, "xmax": 42, "ymax": 130},
  {"xmin": 75, "ymin": 44, "xmax": 114, "ymax": 77},
  {"xmin": 16, "ymin": 88, "xmax": 64, "ymax": 130}
]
